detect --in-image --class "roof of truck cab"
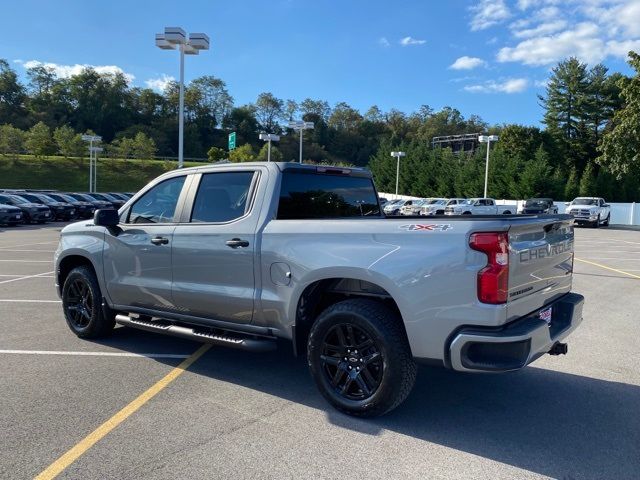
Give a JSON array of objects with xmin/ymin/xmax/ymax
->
[{"xmin": 172, "ymin": 161, "xmax": 372, "ymax": 178}]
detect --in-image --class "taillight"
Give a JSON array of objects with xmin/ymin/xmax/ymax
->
[{"xmin": 469, "ymin": 232, "xmax": 509, "ymax": 304}]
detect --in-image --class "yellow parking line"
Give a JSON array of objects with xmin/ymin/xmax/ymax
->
[
  {"xmin": 575, "ymin": 258, "xmax": 640, "ymax": 280},
  {"xmin": 35, "ymin": 343, "xmax": 211, "ymax": 480}
]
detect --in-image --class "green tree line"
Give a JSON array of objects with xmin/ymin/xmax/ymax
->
[{"xmin": 1, "ymin": 52, "xmax": 639, "ymax": 201}]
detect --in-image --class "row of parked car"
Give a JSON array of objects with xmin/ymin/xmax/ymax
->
[
  {"xmin": 0, "ymin": 189, "xmax": 133, "ymax": 226},
  {"xmin": 380, "ymin": 196, "xmax": 611, "ymax": 227}
]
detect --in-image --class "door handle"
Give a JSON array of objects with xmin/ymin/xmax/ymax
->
[
  {"xmin": 225, "ymin": 238, "xmax": 249, "ymax": 248},
  {"xmin": 150, "ymin": 236, "xmax": 169, "ymax": 245}
]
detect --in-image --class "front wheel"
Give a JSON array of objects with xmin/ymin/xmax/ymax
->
[
  {"xmin": 594, "ymin": 215, "xmax": 600, "ymax": 228},
  {"xmin": 62, "ymin": 266, "xmax": 115, "ymax": 338},
  {"xmin": 603, "ymin": 214, "xmax": 610, "ymax": 227},
  {"xmin": 307, "ymin": 299, "xmax": 417, "ymax": 417}
]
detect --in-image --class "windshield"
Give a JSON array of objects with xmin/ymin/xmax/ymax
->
[
  {"xmin": 525, "ymin": 199, "xmax": 551, "ymax": 207},
  {"xmin": 60, "ymin": 194, "xmax": 78, "ymax": 203},
  {"xmin": 18, "ymin": 193, "xmax": 41, "ymax": 203},
  {"xmin": 38, "ymin": 194, "xmax": 58, "ymax": 203},
  {"xmin": 571, "ymin": 198, "xmax": 598, "ymax": 206}
]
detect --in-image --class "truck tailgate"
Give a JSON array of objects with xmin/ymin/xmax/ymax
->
[{"xmin": 507, "ymin": 216, "xmax": 574, "ymax": 321}]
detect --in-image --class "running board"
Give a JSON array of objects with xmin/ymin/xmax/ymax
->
[{"xmin": 115, "ymin": 314, "xmax": 277, "ymax": 352}]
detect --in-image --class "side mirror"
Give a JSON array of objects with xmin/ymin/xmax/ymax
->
[
  {"xmin": 94, "ymin": 208, "xmax": 119, "ymax": 227},
  {"xmin": 564, "ymin": 202, "xmax": 570, "ymax": 206},
  {"xmin": 603, "ymin": 204, "xmax": 610, "ymax": 208}
]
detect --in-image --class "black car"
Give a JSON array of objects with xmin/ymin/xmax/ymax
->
[
  {"xmin": 67, "ymin": 193, "xmax": 114, "ymax": 211},
  {"xmin": 17, "ymin": 193, "xmax": 77, "ymax": 221},
  {"xmin": 0, "ymin": 193, "xmax": 52, "ymax": 223},
  {"xmin": 521, "ymin": 198, "xmax": 559, "ymax": 214},
  {"xmin": 107, "ymin": 192, "xmax": 131, "ymax": 202},
  {"xmin": 0, "ymin": 202, "xmax": 24, "ymax": 226},
  {"xmin": 85, "ymin": 192, "xmax": 125, "ymax": 209},
  {"xmin": 47, "ymin": 193, "xmax": 95, "ymax": 219}
]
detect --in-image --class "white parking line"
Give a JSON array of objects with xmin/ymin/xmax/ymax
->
[
  {"xmin": 0, "ymin": 241, "xmax": 57, "ymax": 250},
  {"xmin": 0, "ymin": 260, "xmax": 52, "ymax": 263},
  {"xmin": 0, "ymin": 249, "xmax": 56, "ymax": 253},
  {"xmin": 0, "ymin": 349, "xmax": 190, "ymax": 359},
  {"xmin": 0, "ymin": 271, "xmax": 54, "ymax": 285},
  {"xmin": 0, "ymin": 299, "xmax": 61, "ymax": 303}
]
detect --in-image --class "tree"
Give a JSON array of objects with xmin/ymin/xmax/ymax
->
[
  {"xmin": 597, "ymin": 51, "xmax": 640, "ymax": 178},
  {"xmin": 0, "ymin": 59, "xmax": 27, "ymax": 127},
  {"xmin": 229, "ymin": 144, "xmax": 255, "ymax": 162},
  {"xmin": 207, "ymin": 146, "xmax": 226, "ymax": 162},
  {"xmin": 564, "ymin": 167, "xmax": 580, "ymax": 201},
  {"xmin": 109, "ymin": 137, "xmax": 135, "ymax": 159},
  {"xmin": 579, "ymin": 162, "xmax": 597, "ymax": 196},
  {"xmin": 518, "ymin": 146, "xmax": 554, "ymax": 198},
  {"xmin": 53, "ymin": 125, "xmax": 84, "ymax": 157},
  {"xmin": 0, "ymin": 124, "xmax": 25, "ymax": 155},
  {"xmin": 132, "ymin": 132, "xmax": 157, "ymax": 159},
  {"xmin": 254, "ymin": 92, "xmax": 284, "ymax": 133},
  {"xmin": 256, "ymin": 143, "xmax": 283, "ymax": 162},
  {"xmin": 25, "ymin": 121, "xmax": 54, "ymax": 157}
]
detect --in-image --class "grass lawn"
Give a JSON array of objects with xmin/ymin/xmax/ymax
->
[{"xmin": 0, "ymin": 155, "xmax": 202, "ymax": 191}]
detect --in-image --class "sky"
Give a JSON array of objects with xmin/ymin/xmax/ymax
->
[{"xmin": 3, "ymin": 0, "xmax": 640, "ymax": 126}]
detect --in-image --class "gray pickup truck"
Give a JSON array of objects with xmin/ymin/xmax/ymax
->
[{"xmin": 55, "ymin": 162, "xmax": 584, "ymax": 416}]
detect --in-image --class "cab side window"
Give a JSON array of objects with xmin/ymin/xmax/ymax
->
[
  {"xmin": 190, "ymin": 171, "xmax": 256, "ymax": 223},
  {"xmin": 127, "ymin": 176, "xmax": 186, "ymax": 224}
]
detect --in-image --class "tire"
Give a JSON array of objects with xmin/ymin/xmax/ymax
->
[
  {"xmin": 307, "ymin": 298, "xmax": 417, "ymax": 417},
  {"xmin": 503, "ymin": 210, "xmax": 512, "ymax": 215},
  {"xmin": 594, "ymin": 215, "xmax": 600, "ymax": 228},
  {"xmin": 62, "ymin": 266, "xmax": 115, "ymax": 339},
  {"xmin": 463, "ymin": 211, "xmax": 472, "ymax": 215},
  {"xmin": 603, "ymin": 214, "xmax": 610, "ymax": 227}
]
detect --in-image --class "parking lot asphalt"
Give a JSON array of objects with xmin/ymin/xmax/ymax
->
[{"xmin": 0, "ymin": 222, "xmax": 638, "ymax": 480}]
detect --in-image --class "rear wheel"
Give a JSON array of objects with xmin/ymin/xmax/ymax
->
[
  {"xmin": 307, "ymin": 299, "xmax": 416, "ymax": 417},
  {"xmin": 62, "ymin": 266, "xmax": 115, "ymax": 338}
]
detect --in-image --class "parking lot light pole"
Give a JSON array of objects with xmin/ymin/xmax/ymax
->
[
  {"xmin": 258, "ymin": 133, "xmax": 280, "ymax": 162},
  {"xmin": 156, "ymin": 28, "xmax": 210, "ymax": 169},
  {"xmin": 478, "ymin": 135, "xmax": 499, "ymax": 198},
  {"xmin": 391, "ymin": 151, "xmax": 406, "ymax": 198},
  {"xmin": 81, "ymin": 134, "xmax": 101, "ymax": 193},
  {"xmin": 288, "ymin": 121, "xmax": 314, "ymax": 163}
]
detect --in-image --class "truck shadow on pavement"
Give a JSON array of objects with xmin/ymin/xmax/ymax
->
[{"xmin": 97, "ymin": 330, "xmax": 640, "ymax": 480}]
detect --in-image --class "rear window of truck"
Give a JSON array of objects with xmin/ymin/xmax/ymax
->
[{"xmin": 277, "ymin": 172, "xmax": 381, "ymax": 219}]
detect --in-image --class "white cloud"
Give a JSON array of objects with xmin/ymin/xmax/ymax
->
[
  {"xmin": 512, "ymin": 20, "xmax": 567, "ymax": 38},
  {"xmin": 22, "ymin": 60, "xmax": 135, "ymax": 83},
  {"xmin": 470, "ymin": 0, "xmax": 511, "ymax": 31},
  {"xmin": 464, "ymin": 78, "xmax": 529, "ymax": 94},
  {"xmin": 534, "ymin": 79, "xmax": 550, "ymax": 88},
  {"xmin": 145, "ymin": 74, "xmax": 175, "ymax": 92},
  {"xmin": 378, "ymin": 37, "xmax": 390, "ymax": 48},
  {"xmin": 399, "ymin": 36, "xmax": 426, "ymax": 46},
  {"xmin": 497, "ymin": 23, "xmax": 607, "ymax": 66},
  {"xmin": 606, "ymin": 39, "xmax": 640, "ymax": 58},
  {"xmin": 449, "ymin": 56, "xmax": 487, "ymax": 70}
]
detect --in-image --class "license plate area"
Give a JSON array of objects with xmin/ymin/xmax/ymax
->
[{"xmin": 539, "ymin": 306, "xmax": 552, "ymax": 325}]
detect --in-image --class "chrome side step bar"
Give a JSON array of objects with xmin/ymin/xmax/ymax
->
[{"xmin": 115, "ymin": 314, "xmax": 277, "ymax": 353}]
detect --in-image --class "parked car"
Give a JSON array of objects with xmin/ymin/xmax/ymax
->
[
  {"xmin": 47, "ymin": 193, "xmax": 96, "ymax": 219},
  {"xmin": 87, "ymin": 192, "xmax": 125, "ymax": 209},
  {"xmin": 16, "ymin": 193, "xmax": 77, "ymax": 221},
  {"xmin": 565, "ymin": 197, "xmax": 610, "ymax": 227},
  {"xmin": 67, "ymin": 193, "xmax": 114, "ymax": 211},
  {"xmin": 0, "ymin": 202, "xmax": 23, "ymax": 226},
  {"xmin": 55, "ymin": 161, "xmax": 583, "ymax": 417},
  {"xmin": 378, "ymin": 197, "xmax": 389, "ymax": 208},
  {"xmin": 520, "ymin": 198, "xmax": 559, "ymax": 215},
  {"xmin": 445, "ymin": 198, "xmax": 517, "ymax": 215},
  {"xmin": 107, "ymin": 192, "xmax": 131, "ymax": 202},
  {"xmin": 400, "ymin": 199, "xmax": 429, "ymax": 216},
  {"xmin": 382, "ymin": 199, "xmax": 406, "ymax": 216},
  {"xmin": 0, "ymin": 193, "xmax": 52, "ymax": 223},
  {"xmin": 420, "ymin": 198, "xmax": 467, "ymax": 216}
]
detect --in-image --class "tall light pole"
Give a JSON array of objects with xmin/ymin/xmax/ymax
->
[
  {"xmin": 478, "ymin": 135, "xmax": 499, "ymax": 198},
  {"xmin": 81, "ymin": 134, "xmax": 101, "ymax": 193},
  {"xmin": 156, "ymin": 27, "xmax": 210, "ymax": 169},
  {"xmin": 391, "ymin": 151, "xmax": 406, "ymax": 198},
  {"xmin": 259, "ymin": 133, "xmax": 280, "ymax": 162},
  {"xmin": 288, "ymin": 120, "xmax": 314, "ymax": 163}
]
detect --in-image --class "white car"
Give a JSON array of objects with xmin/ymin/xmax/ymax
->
[
  {"xmin": 445, "ymin": 198, "xmax": 517, "ymax": 216},
  {"xmin": 565, "ymin": 197, "xmax": 611, "ymax": 227},
  {"xmin": 400, "ymin": 199, "xmax": 429, "ymax": 216},
  {"xmin": 383, "ymin": 199, "xmax": 408, "ymax": 216},
  {"xmin": 421, "ymin": 198, "xmax": 467, "ymax": 216}
]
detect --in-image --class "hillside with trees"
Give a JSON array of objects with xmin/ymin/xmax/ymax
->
[{"xmin": 0, "ymin": 53, "xmax": 639, "ymax": 201}]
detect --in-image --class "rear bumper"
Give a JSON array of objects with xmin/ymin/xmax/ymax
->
[{"xmin": 447, "ymin": 292, "xmax": 584, "ymax": 372}]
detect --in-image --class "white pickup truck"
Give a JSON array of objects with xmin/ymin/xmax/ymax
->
[
  {"xmin": 565, "ymin": 197, "xmax": 611, "ymax": 227},
  {"xmin": 445, "ymin": 198, "xmax": 517, "ymax": 216}
]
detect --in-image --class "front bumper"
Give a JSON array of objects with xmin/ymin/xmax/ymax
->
[
  {"xmin": 447, "ymin": 292, "xmax": 584, "ymax": 372},
  {"xmin": 0, "ymin": 211, "xmax": 22, "ymax": 224},
  {"xmin": 572, "ymin": 216, "xmax": 598, "ymax": 225}
]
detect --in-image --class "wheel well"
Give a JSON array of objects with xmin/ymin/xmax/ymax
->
[
  {"xmin": 58, "ymin": 255, "xmax": 95, "ymax": 287},
  {"xmin": 293, "ymin": 278, "xmax": 404, "ymax": 356},
  {"xmin": 503, "ymin": 210, "xmax": 512, "ymax": 214}
]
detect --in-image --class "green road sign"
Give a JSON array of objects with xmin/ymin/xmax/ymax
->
[{"xmin": 228, "ymin": 132, "xmax": 236, "ymax": 151}]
